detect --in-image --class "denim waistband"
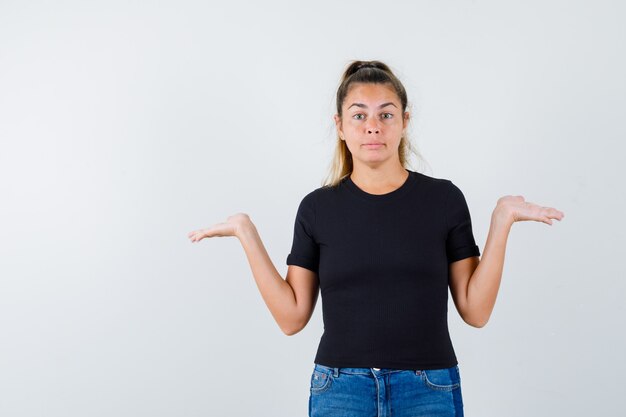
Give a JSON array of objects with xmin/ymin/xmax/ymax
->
[{"xmin": 314, "ymin": 363, "xmax": 423, "ymax": 377}]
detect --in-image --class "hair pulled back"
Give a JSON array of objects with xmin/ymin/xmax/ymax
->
[{"xmin": 322, "ymin": 60, "xmax": 424, "ymax": 187}]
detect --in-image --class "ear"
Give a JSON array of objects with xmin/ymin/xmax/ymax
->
[
  {"xmin": 333, "ymin": 114, "xmax": 344, "ymax": 140},
  {"xmin": 403, "ymin": 111, "xmax": 410, "ymax": 131}
]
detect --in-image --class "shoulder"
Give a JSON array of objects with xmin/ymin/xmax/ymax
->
[
  {"xmin": 411, "ymin": 171, "xmax": 455, "ymax": 195},
  {"xmin": 411, "ymin": 172, "xmax": 473, "ymax": 208},
  {"xmin": 300, "ymin": 185, "xmax": 327, "ymax": 204},
  {"xmin": 302, "ymin": 177, "xmax": 347, "ymax": 202},
  {"xmin": 413, "ymin": 170, "xmax": 449, "ymax": 185},
  {"xmin": 294, "ymin": 184, "xmax": 331, "ymax": 214}
]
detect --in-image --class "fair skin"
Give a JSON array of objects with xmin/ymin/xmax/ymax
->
[
  {"xmin": 333, "ymin": 82, "xmax": 411, "ymax": 194},
  {"xmin": 187, "ymin": 82, "xmax": 565, "ymax": 334}
]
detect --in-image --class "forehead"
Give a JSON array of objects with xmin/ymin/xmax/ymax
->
[{"xmin": 344, "ymin": 83, "xmax": 399, "ymax": 107}]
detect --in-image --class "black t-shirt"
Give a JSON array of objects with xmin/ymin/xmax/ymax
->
[{"xmin": 286, "ymin": 169, "xmax": 480, "ymax": 370}]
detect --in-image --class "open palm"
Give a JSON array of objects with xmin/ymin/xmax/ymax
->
[
  {"xmin": 497, "ymin": 195, "xmax": 565, "ymax": 226},
  {"xmin": 187, "ymin": 213, "xmax": 252, "ymax": 242}
]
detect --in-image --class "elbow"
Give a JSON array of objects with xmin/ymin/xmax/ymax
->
[
  {"xmin": 464, "ymin": 314, "xmax": 489, "ymax": 329},
  {"xmin": 282, "ymin": 327, "xmax": 299, "ymax": 336},
  {"xmin": 460, "ymin": 303, "xmax": 492, "ymax": 328},
  {"xmin": 470, "ymin": 320, "xmax": 488, "ymax": 329},
  {"xmin": 281, "ymin": 321, "xmax": 304, "ymax": 336}
]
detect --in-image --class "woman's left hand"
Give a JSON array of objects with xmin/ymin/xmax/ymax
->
[{"xmin": 495, "ymin": 195, "xmax": 565, "ymax": 226}]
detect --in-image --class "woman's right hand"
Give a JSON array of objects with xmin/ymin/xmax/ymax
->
[{"xmin": 187, "ymin": 213, "xmax": 253, "ymax": 242}]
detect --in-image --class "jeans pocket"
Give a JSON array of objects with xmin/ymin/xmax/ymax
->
[
  {"xmin": 310, "ymin": 368, "xmax": 333, "ymax": 393},
  {"xmin": 422, "ymin": 365, "xmax": 461, "ymax": 392}
]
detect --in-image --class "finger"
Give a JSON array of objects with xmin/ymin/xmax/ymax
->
[
  {"xmin": 550, "ymin": 212, "xmax": 562, "ymax": 221},
  {"xmin": 189, "ymin": 230, "xmax": 205, "ymax": 239},
  {"xmin": 548, "ymin": 208, "xmax": 564, "ymax": 220},
  {"xmin": 193, "ymin": 230, "xmax": 209, "ymax": 241},
  {"xmin": 195, "ymin": 233, "xmax": 209, "ymax": 241},
  {"xmin": 541, "ymin": 207, "xmax": 555, "ymax": 218}
]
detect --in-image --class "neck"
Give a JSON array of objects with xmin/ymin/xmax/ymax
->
[{"xmin": 349, "ymin": 163, "xmax": 409, "ymax": 194}]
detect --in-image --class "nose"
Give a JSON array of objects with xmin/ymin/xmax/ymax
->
[{"xmin": 365, "ymin": 119, "xmax": 381, "ymax": 134}]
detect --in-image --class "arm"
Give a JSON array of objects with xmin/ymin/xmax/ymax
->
[
  {"xmin": 188, "ymin": 213, "xmax": 318, "ymax": 336},
  {"xmin": 449, "ymin": 212, "xmax": 511, "ymax": 328},
  {"xmin": 238, "ymin": 221, "xmax": 319, "ymax": 335},
  {"xmin": 449, "ymin": 196, "xmax": 565, "ymax": 328}
]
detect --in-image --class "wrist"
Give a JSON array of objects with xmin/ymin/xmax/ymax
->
[
  {"xmin": 237, "ymin": 220, "xmax": 258, "ymax": 241},
  {"xmin": 492, "ymin": 205, "xmax": 514, "ymax": 228}
]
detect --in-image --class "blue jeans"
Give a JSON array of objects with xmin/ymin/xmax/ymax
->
[{"xmin": 309, "ymin": 363, "xmax": 464, "ymax": 417}]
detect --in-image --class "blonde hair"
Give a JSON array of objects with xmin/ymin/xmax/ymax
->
[{"xmin": 321, "ymin": 60, "xmax": 427, "ymax": 188}]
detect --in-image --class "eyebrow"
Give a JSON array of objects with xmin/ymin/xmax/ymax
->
[{"xmin": 348, "ymin": 102, "xmax": 398, "ymax": 110}]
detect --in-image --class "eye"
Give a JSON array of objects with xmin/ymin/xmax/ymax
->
[{"xmin": 352, "ymin": 113, "xmax": 393, "ymax": 120}]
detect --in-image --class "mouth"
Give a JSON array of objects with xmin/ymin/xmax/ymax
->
[{"xmin": 363, "ymin": 143, "xmax": 385, "ymax": 148}]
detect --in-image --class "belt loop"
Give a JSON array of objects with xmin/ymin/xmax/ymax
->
[{"xmin": 333, "ymin": 367, "xmax": 339, "ymax": 377}]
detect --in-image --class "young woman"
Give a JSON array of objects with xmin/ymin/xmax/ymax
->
[{"xmin": 187, "ymin": 60, "xmax": 564, "ymax": 417}]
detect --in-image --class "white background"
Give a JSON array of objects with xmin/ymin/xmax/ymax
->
[{"xmin": 1, "ymin": 1, "xmax": 624, "ymax": 416}]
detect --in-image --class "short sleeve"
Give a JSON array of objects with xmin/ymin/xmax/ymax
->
[
  {"xmin": 286, "ymin": 192, "xmax": 320, "ymax": 274},
  {"xmin": 445, "ymin": 181, "xmax": 481, "ymax": 263}
]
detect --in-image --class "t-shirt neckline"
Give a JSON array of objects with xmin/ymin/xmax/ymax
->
[{"xmin": 344, "ymin": 169, "xmax": 417, "ymax": 202}]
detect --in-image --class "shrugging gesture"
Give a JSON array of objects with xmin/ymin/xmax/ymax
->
[
  {"xmin": 495, "ymin": 195, "xmax": 565, "ymax": 226},
  {"xmin": 448, "ymin": 194, "xmax": 565, "ymax": 328}
]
